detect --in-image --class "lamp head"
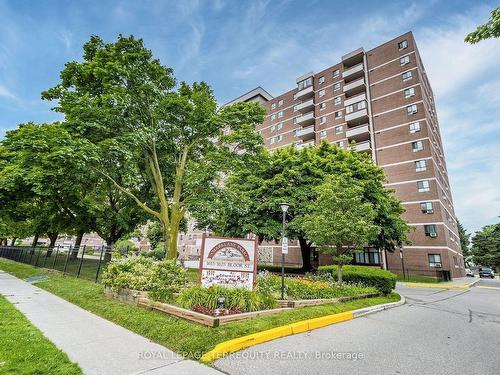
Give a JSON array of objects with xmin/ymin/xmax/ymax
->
[{"xmin": 280, "ymin": 202, "xmax": 290, "ymax": 213}]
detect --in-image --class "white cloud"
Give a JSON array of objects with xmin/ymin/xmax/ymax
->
[{"xmin": 0, "ymin": 84, "xmax": 17, "ymax": 100}]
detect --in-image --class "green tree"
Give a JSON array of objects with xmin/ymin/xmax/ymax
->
[
  {"xmin": 146, "ymin": 221, "xmax": 163, "ymax": 250},
  {"xmin": 196, "ymin": 142, "xmax": 409, "ymax": 271},
  {"xmin": 303, "ymin": 176, "xmax": 379, "ymax": 282},
  {"xmin": 457, "ymin": 219, "xmax": 471, "ymax": 257},
  {"xmin": 465, "ymin": 7, "xmax": 500, "ymax": 43},
  {"xmin": 42, "ymin": 35, "xmax": 265, "ymax": 259},
  {"xmin": 471, "ymin": 222, "xmax": 500, "ymax": 270}
]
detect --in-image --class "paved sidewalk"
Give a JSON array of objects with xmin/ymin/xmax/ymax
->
[{"xmin": 0, "ymin": 270, "xmax": 222, "ymax": 375}]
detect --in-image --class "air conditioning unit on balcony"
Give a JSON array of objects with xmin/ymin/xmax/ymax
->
[
  {"xmin": 430, "ymin": 232, "xmax": 437, "ymax": 238},
  {"xmin": 434, "ymin": 263, "xmax": 442, "ymax": 268}
]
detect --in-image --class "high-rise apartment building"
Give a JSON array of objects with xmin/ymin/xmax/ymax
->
[{"xmin": 182, "ymin": 32, "xmax": 464, "ymax": 278}]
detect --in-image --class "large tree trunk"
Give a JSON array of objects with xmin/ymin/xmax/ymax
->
[
  {"xmin": 71, "ymin": 230, "xmax": 84, "ymax": 259},
  {"xmin": 46, "ymin": 233, "xmax": 58, "ymax": 257},
  {"xmin": 298, "ymin": 237, "xmax": 313, "ymax": 272},
  {"xmin": 167, "ymin": 211, "xmax": 182, "ymax": 260},
  {"xmin": 30, "ymin": 233, "xmax": 39, "ymax": 254},
  {"xmin": 10, "ymin": 237, "xmax": 17, "ymax": 246}
]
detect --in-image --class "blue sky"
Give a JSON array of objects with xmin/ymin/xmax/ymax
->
[{"xmin": 0, "ymin": 0, "xmax": 499, "ymax": 235}]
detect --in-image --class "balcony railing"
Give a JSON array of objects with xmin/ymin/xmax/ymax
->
[
  {"xmin": 345, "ymin": 108, "xmax": 369, "ymax": 125},
  {"xmin": 296, "ymin": 98, "xmax": 314, "ymax": 114},
  {"xmin": 295, "ymin": 140, "xmax": 315, "ymax": 150},
  {"xmin": 295, "ymin": 85, "xmax": 314, "ymax": 100},
  {"xmin": 355, "ymin": 141, "xmax": 371, "ymax": 152},
  {"xmin": 296, "ymin": 111, "xmax": 315, "ymax": 126},
  {"xmin": 296, "ymin": 125, "xmax": 315, "ymax": 140},
  {"xmin": 346, "ymin": 123, "xmax": 370, "ymax": 142},
  {"xmin": 342, "ymin": 63, "xmax": 364, "ymax": 82},
  {"xmin": 343, "ymin": 77, "xmax": 365, "ymax": 97}
]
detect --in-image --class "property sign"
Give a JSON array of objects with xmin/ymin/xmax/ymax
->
[
  {"xmin": 281, "ymin": 237, "xmax": 288, "ymax": 254},
  {"xmin": 198, "ymin": 235, "xmax": 258, "ymax": 291}
]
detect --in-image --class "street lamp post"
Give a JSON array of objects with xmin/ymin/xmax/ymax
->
[
  {"xmin": 280, "ymin": 203, "xmax": 290, "ymax": 300},
  {"xmin": 399, "ymin": 246, "xmax": 406, "ymax": 281}
]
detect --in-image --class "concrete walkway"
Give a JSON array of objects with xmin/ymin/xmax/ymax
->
[{"xmin": 0, "ymin": 270, "xmax": 222, "ymax": 375}]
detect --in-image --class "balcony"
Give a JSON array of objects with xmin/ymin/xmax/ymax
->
[
  {"xmin": 295, "ymin": 140, "xmax": 315, "ymax": 150},
  {"xmin": 343, "ymin": 77, "xmax": 366, "ymax": 97},
  {"xmin": 296, "ymin": 111, "xmax": 315, "ymax": 126},
  {"xmin": 295, "ymin": 85, "xmax": 314, "ymax": 100},
  {"xmin": 355, "ymin": 141, "xmax": 371, "ymax": 152},
  {"xmin": 342, "ymin": 48, "xmax": 364, "ymax": 68},
  {"xmin": 296, "ymin": 98, "xmax": 314, "ymax": 114},
  {"xmin": 296, "ymin": 125, "xmax": 315, "ymax": 141},
  {"xmin": 342, "ymin": 63, "xmax": 364, "ymax": 82},
  {"xmin": 345, "ymin": 108, "xmax": 369, "ymax": 126},
  {"xmin": 346, "ymin": 123, "xmax": 370, "ymax": 142}
]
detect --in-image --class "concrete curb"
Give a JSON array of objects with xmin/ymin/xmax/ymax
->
[
  {"xmin": 404, "ymin": 278, "xmax": 480, "ymax": 289},
  {"xmin": 201, "ymin": 294, "xmax": 405, "ymax": 363}
]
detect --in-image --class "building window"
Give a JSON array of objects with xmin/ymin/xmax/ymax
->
[
  {"xmin": 412, "ymin": 140, "xmax": 423, "ymax": 152},
  {"xmin": 277, "ymin": 134, "xmax": 282, "ymax": 142},
  {"xmin": 319, "ymin": 130, "xmax": 327, "ymax": 139},
  {"xmin": 336, "ymin": 141, "xmax": 344, "ymax": 147},
  {"xmin": 428, "ymin": 254, "xmax": 441, "ymax": 267},
  {"xmin": 293, "ymin": 129, "xmax": 299, "ymax": 137},
  {"xmin": 319, "ymin": 76, "xmax": 325, "ymax": 84},
  {"xmin": 276, "ymin": 123, "xmax": 283, "ymax": 130},
  {"xmin": 320, "ymin": 116, "xmax": 326, "ymax": 124},
  {"xmin": 319, "ymin": 89, "xmax": 325, "ymax": 97},
  {"xmin": 417, "ymin": 180, "xmax": 430, "ymax": 192},
  {"xmin": 425, "ymin": 224, "xmax": 438, "ymax": 237},
  {"xmin": 406, "ymin": 104, "xmax": 418, "ymax": 115},
  {"xmin": 402, "ymin": 71, "xmax": 413, "ymax": 81},
  {"xmin": 398, "ymin": 40, "xmax": 408, "ymax": 50},
  {"xmin": 293, "ymin": 105, "xmax": 298, "ymax": 112},
  {"xmin": 333, "ymin": 69, "xmax": 340, "ymax": 78},
  {"xmin": 334, "ymin": 96, "xmax": 341, "ymax": 105},
  {"xmin": 415, "ymin": 160, "xmax": 427, "ymax": 171},
  {"xmin": 278, "ymin": 99, "xmax": 284, "ymax": 107},
  {"xmin": 334, "ymin": 82, "xmax": 341, "ymax": 91},
  {"xmin": 404, "ymin": 87, "xmax": 415, "ymax": 98},
  {"xmin": 319, "ymin": 102, "xmax": 326, "ymax": 110},
  {"xmin": 297, "ymin": 77, "xmax": 313, "ymax": 91},
  {"xmin": 400, "ymin": 55, "xmax": 410, "ymax": 65},
  {"xmin": 270, "ymin": 137, "xmax": 275, "ymax": 145},
  {"xmin": 354, "ymin": 248, "xmax": 381, "ymax": 265},
  {"xmin": 409, "ymin": 122, "xmax": 421, "ymax": 133},
  {"xmin": 271, "ymin": 114, "xmax": 276, "ymax": 121},
  {"xmin": 346, "ymin": 100, "xmax": 366, "ymax": 114},
  {"xmin": 271, "ymin": 124, "xmax": 276, "ymax": 132},
  {"xmin": 293, "ymin": 117, "xmax": 298, "ymax": 124},
  {"xmin": 278, "ymin": 111, "xmax": 284, "ymax": 118},
  {"xmin": 271, "ymin": 103, "xmax": 276, "ymax": 110},
  {"xmin": 421, "ymin": 202, "xmax": 434, "ymax": 214},
  {"xmin": 335, "ymin": 110, "xmax": 342, "ymax": 119},
  {"xmin": 335, "ymin": 125, "xmax": 343, "ymax": 134}
]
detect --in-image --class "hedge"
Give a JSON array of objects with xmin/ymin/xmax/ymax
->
[{"xmin": 318, "ymin": 265, "xmax": 397, "ymax": 294}]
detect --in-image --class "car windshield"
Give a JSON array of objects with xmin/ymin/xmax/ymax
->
[{"xmin": 481, "ymin": 269, "xmax": 492, "ymax": 272}]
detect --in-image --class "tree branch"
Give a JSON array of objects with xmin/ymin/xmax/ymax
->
[{"xmin": 96, "ymin": 169, "xmax": 162, "ymax": 220}]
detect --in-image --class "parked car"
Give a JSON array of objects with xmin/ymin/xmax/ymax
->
[
  {"xmin": 465, "ymin": 269, "xmax": 475, "ymax": 277},
  {"xmin": 479, "ymin": 268, "xmax": 495, "ymax": 278}
]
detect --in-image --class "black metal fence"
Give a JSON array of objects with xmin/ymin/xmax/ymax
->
[{"xmin": 0, "ymin": 245, "xmax": 119, "ymax": 282}]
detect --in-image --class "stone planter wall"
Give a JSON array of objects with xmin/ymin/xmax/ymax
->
[{"xmin": 104, "ymin": 286, "xmax": 149, "ymax": 306}]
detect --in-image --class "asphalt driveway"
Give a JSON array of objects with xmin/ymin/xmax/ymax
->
[{"xmin": 214, "ymin": 283, "xmax": 500, "ymax": 375}]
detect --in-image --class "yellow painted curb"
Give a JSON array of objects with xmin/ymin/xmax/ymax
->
[
  {"xmin": 200, "ymin": 311, "xmax": 353, "ymax": 363},
  {"xmin": 476, "ymin": 286, "xmax": 500, "ymax": 290},
  {"xmin": 404, "ymin": 283, "xmax": 469, "ymax": 289}
]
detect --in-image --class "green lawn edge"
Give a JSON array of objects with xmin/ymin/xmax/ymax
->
[
  {"xmin": 0, "ymin": 258, "xmax": 400, "ymax": 361},
  {"xmin": 0, "ymin": 293, "xmax": 82, "ymax": 375}
]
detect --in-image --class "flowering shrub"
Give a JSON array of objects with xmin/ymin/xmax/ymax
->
[
  {"xmin": 102, "ymin": 256, "xmax": 188, "ymax": 302},
  {"xmin": 256, "ymin": 272, "xmax": 377, "ymax": 300}
]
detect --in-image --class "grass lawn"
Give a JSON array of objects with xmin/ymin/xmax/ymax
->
[
  {"xmin": 0, "ymin": 258, "xmax": 400, "ymax": 360},
  {"xmin": 397, "ymin": 274, "xmax": 442, "ymax": 283},
  {"xmin": 0, "ymin": 294, "xmax": 82, "ymax": 375}
]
